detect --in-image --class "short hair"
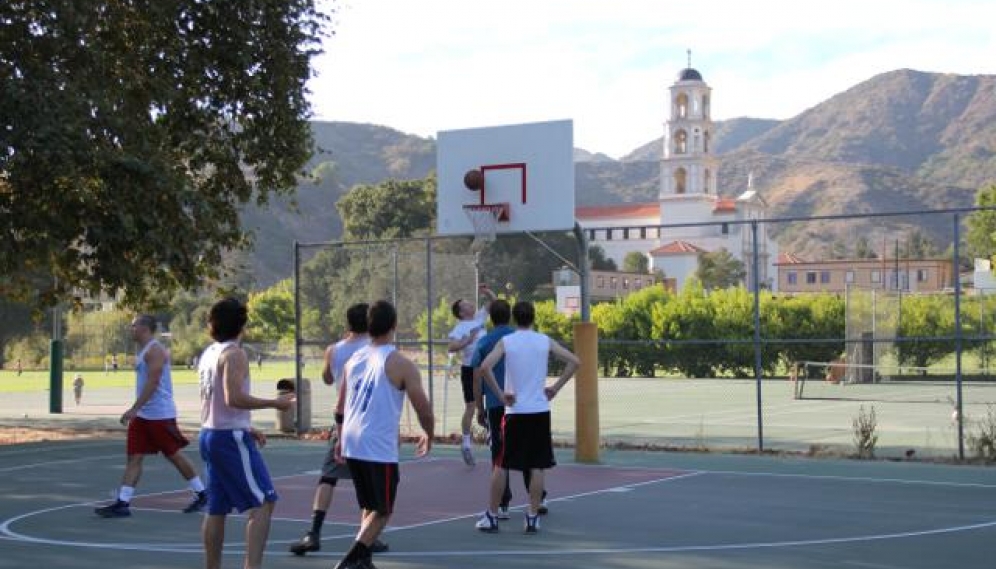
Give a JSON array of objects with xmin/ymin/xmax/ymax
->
[
  {"xmin": 512, "ymin": 301, "xmax": 535, "ymax": 328},
  {"xmin": 489, "ymin": 299, "xmax": 511, "ymax": 326},
  {"xmin": 451, "ymin": 299, "xmax": 463, "ymax": 319},
  {"xmin": 209, "ymin": 297, "xmax": 248, "ymax": 342},
  {"xmin": 134, "ymin": 314, "xmax": 157, "ymax": 333},
  {"xmin": 368, "ymin": 300, "xmax": 397, "ymax": 338},
  {"xmin": 346, "ymin": 303, "xmax": 369, "ymax": 333}
]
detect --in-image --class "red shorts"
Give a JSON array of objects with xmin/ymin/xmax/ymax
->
[{"xmin": 127, "ymin": 417, "xmax": 189, "ymax": 456}]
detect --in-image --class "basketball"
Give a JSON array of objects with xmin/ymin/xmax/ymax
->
[{"xmin": 463, "ymin": 169, "xmax": 484, "ymax": 191}]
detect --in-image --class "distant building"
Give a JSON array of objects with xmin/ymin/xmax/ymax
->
[
  {"xmin": 576, "ymin": 62, "xmax": 778, "ymax": 292},
  {"xmin": 553, "ymin": 268, "xmax": 668, "ymax": 315},
  {"xmin": 775, "ymin": 253, "xmax": 953, "ymax": 293}
]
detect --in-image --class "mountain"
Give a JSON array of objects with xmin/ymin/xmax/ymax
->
[{"xmin": 244, "ymin": 70, "xmax": 996, "ymax": 286}]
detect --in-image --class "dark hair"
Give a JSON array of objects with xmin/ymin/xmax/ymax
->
[
  {"xmin": 368, "ymin": 300, "xmax": 397, "ymax": 337},
  {"xmin": 489, "ymin": 299, "xmax": 511, "ymax": 326},
  {"xmin": 450, "ymin": 299, "xmax": 463, "ymax": 319},
  {"xmin": 209, "ymin": 297, "xmax": 248, "ymax": 342},
  {"xmin": 134, "ymin": 314, "xmax": 157, "ymax": 333},
  {"xmin": 346, "ymin": 303, "xmax": 369, "ymax": 333},
  {"xmin": 512, "ymin": 301, "xmax": 535, "ymax": 328}
]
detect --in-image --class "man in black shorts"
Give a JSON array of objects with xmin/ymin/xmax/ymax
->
[
  {"xmin": 476, "ymin": 301, "xmax": 579, "ymax": 534},
  {"xmin": 334, "ymin": 301, "xmax": 434, "ymax": 569},
  {"xmin": 447, "ymin": 284, "xmax": 496, "ymax": 465}
]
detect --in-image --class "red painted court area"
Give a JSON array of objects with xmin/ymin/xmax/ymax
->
[{"xmin": 134, "ymin": 458, "xmax": 687, "ymax": 527}]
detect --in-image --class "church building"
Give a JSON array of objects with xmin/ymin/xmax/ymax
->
[{"xmin": 576, "ymin": 63, "xmax": 779, "ymax": 291}]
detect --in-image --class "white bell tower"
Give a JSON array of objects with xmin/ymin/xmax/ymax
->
[{"xmin": 660, "ymin": 51, "xmax": 718, "ymax": 199}]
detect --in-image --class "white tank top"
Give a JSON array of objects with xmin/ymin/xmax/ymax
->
[
  {"xmin": 342, "ymin": 344, "xmax": 405, "ymax": 463},
  {"xmin": 501, "ymin": 330, "xmax": 552, "ymax": 415},
  {"xmin": 198, "ymin": 341, "xmax": 251, "ymax": 430},
  {"xmin": 135, "ymin": 340, "xmax": 177, "ymax": 420}
]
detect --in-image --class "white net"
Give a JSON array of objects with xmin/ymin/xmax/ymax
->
[{"xmin": 463, "ymin": 204, "xmax": 503, "ymax": 252}]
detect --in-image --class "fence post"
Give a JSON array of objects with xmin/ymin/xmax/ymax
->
[
  {"xmin": 751, "ymin": 220, "xmax": 764, "ymax": 452},
  {"xmin": 574, "ymin": 321, "xmax": 599, "ymax": 463},
  {"xmin": 953, "ymin": 214, "xmax": 964, "ymax": 460}
]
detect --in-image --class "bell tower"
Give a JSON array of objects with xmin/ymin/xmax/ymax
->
[{"xmin": 660, "ymin": 51, "xmax": 717, "ymax": 199}]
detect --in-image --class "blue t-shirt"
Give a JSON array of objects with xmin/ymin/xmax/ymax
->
[{"xmin": 470, "ymin": 325, "xmax": 515, "ymax": 409}]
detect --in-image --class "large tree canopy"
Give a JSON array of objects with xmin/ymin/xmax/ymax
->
[{"xmin": 0, "ymin": 0, "xmax": 329, "ymax": 308}]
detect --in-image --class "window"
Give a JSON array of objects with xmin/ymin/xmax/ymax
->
[
  {"xmin": 917, "ymin": 269, "xmax": 928, "ymax": 282},
  {"xmin": 610, "ymin": 277, "xmax": 618, "ymax": 289},
  {"xmin": 596, "ymin": 276, "xmax": 604, "ymax": 288},
  {"xmin": 674, "ymin": 168, "xmax": 687, "ymax": 194},
  {"xmin": 674, "ymin": 130, "xmax": 687, "ymax": 154},
  {"xmin": 787, "ymin": 272, "xmax": 797, "ymax": 285},
  {"xmin": 676, "ymin": 93, "xmax": 689, "ymax": 118},
  {"xmin": 845, "ymin": 270, "xmax": 855, "ymax": 283},
  {"xmin": 623, "ymin": 278, "xmax": 629, "ymax": 289},
  {"xmin": 871, "ymin": 270, "xmax": 881, "ymax": 283},
  {"xmin": 635, "ymin": 278, "xmax": 642, "ymax": 288},
  {"xmin": 806, "ymin": 272, "xmax": 817, "ymax": 284},
  {"xmin": 639, "ymin": 227, "xmax": 647, "ymax": 239},
  {"xmin": 622, "ymin": 228, "xmax": 630, "ymax": 240},
  {"xmin": 820, "ymin": 271, "xmax": 830, "ymax": 284}
]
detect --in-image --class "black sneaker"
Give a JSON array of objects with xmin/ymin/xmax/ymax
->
[
  {"xmin": 370, "ymin": 539, "xmax": 389, "ymax": 553},
  {"xmin": 524, "ymin": 513, "xmax": 540, "ymax": 534},
  {"xmin": 182, "ymin": 491, "xmax": 208, "ymax": 513},
  {"xmin": 537, "ymin": 497, "xmax": 549, "ymax": 515},
  {"xmin": 289, "ymin": 532, "xmax": 320, "ymax": 556},
  {"xmin": 94, "ymin": 500, "xmax": 131, "ymax": 518}
]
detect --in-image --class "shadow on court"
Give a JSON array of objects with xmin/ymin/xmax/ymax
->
[{"xmin": 1, "ymin": 438, "xmax": 994, "ymax": 569}]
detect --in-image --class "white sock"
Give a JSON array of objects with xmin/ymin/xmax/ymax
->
[
  {"xmin": 188, "ymin": 476, "xmax": 205, "ymax": 493},
  {"xmin": 462, "ymin": 434, "xmax": 471, "ymax": 447},
  {"xmin": 118, "ymin": 486, "xmax": 135, "ymax": 503}
]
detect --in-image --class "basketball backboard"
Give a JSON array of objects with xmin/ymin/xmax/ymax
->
[{"xmin": 436, "ymin": 119, "xmax": 575, "ymax": 236}]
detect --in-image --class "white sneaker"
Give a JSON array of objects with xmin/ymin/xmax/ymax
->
[
  {"xmin": 524, "ymin": 513, "xmax": 540, "ymax": 533},
  {"xmin": 538, "ymin": 497, "xmax": 549, "ymax": 515},
  {"xmin": 496, "ymin": 506, "xmax": 510, "ymax": 520},
  {"xmin": 475, "ymin": 511, "xmax": 498, "ymax": 532},
  {"xmin": 460, "ymin": 445, "xmax": 475, "ymax": 466}
]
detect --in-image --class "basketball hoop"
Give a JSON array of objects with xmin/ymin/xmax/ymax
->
[{"xmin": 463, "ymin": 203, "xmax": 509, "ymax": 252}]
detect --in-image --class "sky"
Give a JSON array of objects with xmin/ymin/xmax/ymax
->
[{"xmin": 308, "ymin": 0, "xmax": 996, "ymax": 159}]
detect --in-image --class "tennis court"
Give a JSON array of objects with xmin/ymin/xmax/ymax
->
[{"xmin": 1, "ymin": 434, "xmax": 994, "ymax": 569}]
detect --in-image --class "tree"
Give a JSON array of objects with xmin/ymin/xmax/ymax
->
[
  {"xmin": 695, "ymin": 249, "xmax": 746, "ymax": 290},
  {"xmin": 246, "ymin": 281, "xmax": 295, "ymax": 343},
  {"xmin": 588, "ymin": 245, "xmax": 617, "ymax": 271},
  {"xmin": 622, "ymin": 251, "xmax": 649, "ymax": 273},
  {"xmin": 0, "ymin": 1, "xmax": 329, "ymax": 309},
  {"xmin": 964, "ymin": 185, "xmax": 996, "ymax": 261},
  {"xmin": 855, "ymin": 236, "xmax": 878, "ymax": 259},
  {"xmin": 337, "ymin": 176, "xmax": 436, "ymax": 240}
]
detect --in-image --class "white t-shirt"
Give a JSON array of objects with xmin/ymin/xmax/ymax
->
[
  {"xmin": 448, "ymin": 307, "xmax": 488, "ymax": 364},
  {"xmin": 501, "ymin": 329, "xmax": 553, "ymax": 415}
]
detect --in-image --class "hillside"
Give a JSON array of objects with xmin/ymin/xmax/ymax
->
[{"xmin": 245, "ymin": 70, "xmax": 996, "ymax": 287}]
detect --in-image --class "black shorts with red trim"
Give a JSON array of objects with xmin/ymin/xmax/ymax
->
[
  {"xmin": 501, "ymin": 411, "xmax": 556, "ymax": 471},
  {"xmin": 460, "ymin": 365, "xmax": 475, "ymax": 403},
  {"xmin": 346, "ymin": 458, "xmax": 400, "ymax": 516}
]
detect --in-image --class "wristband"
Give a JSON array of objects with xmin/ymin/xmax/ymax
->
[{"xmin": 334, "ymin": 412, "xmax": 344, "ymax": 425}]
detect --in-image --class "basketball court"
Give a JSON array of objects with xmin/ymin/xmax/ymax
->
[{"xmin": 1, "ymin": 438, "xmax": 994, "ymax": 568}]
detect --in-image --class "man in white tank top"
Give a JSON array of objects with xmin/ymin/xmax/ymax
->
[
  {"xmin": 198, "ymin": 298, "xmax": 295, "ymax": 569},
  {"xmin": 332, "ymin": 300, "xmax": 435, "ymax": 569},
  {"xmin": 94, "ymin": 314, "xmax": 207, "ymax": 518},
  {"xmin": 289, "ymin": 303, "xmax": 387, "ymax": 556},
  {"xmin": 475, "ymin": 301, "xmax": 579, "ymax": 534}
]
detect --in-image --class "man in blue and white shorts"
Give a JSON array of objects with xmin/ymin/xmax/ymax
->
[{"xmin": 198, "ymin": 298, "xmax": 295, "ymax": 569}]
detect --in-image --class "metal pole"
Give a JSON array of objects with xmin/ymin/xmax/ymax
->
[
  {"xmin": 293, "ymin": 241, "xmax": 303, "ymax": 434},
  {"xmin": 953, "ymin": 215, "xmax": 964, "ymax": 460},
  {"xmin": 426, "ymin": 238, "xmax": 434, "ymax": 407},
  {"xmin": 49, "ymin": 300, "xmax": 63, "ymax": 414},
  {"xmin": 573, "ymin": 222, "xmax": 591, "ymax": 322},
  {"xmin": 751, "ymin": 220, "xmax": 764, "ymax": 452},
  {"xmin": 392, "ymin": 245, "xmax": 399, "ymax": 307}
]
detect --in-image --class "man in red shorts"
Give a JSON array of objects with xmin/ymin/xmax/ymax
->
[{"xmin": 94, "ymin": 314, "xmax": 207, "ymax": 517}]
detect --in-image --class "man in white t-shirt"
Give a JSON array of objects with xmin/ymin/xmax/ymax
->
[
  {"xmin": 475, "ymin": 301, "xmax": 579, "ymax": 534},
  {"xmin": 447, "ymin": 284, "xmax": 496, "ymax": 465}
]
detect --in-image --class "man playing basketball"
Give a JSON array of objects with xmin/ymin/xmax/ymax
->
[
  {"xmin": 447, "ymin": 284, "xmax": 497, "ymax": 465},
  {"xmin": 94, "ymin": 314, "xmax": 207, "ymax": 518},
  {"xmin": 475, "ymin": 301, "xmax": 579, "ymax": 534},
  {"xmin": 198, "ymin": 298, "xmax": 295, "ymax": 569},
  {"xmin": 288, "ymin": 303, "xmax": 387, "ymax": 556},
  {"xmin": 333, "ymin": 300, "xmax": 434, "ymax": 569}
]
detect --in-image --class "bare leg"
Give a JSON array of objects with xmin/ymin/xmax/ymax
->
[
  {"xmin": 164, "ymin": 451, "xmax": 198, "ymax": 480},
  {"xmin": 244, "ymin": 501, "xmax": 275, "ymax": 569},
  {"xmin": 356, "ymin": 508, "xmax": 390, "ymax": 546},
  {"xmin": 461, "ymin": 402, "xmax": 475, "ymax": 438},
  {"xmin": 527, "ymin": 469, "xmax": 545, "ymax": 515},
  {"xmin": 488, "ymin": 466, "xmax": 509, "ymax": 512},
  {"xmin": 313, "ymin": 483, "xmax": 333, "ymax": 511},
  {"xmin": 202, "ymin": 514, "xmax": 225, "ymax": 569},
  {"xmin": 121, "ymin": 454, "xmax": 144, "ymax": 487}
]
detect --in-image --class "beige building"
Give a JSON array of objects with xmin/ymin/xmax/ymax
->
[
  {"xmin": 775, "ymin": 253, "xmax": 953, "ymax": 293},
  {"xmin": 553, "ymin": 268, "xmax": 668, "ymax": 315}
]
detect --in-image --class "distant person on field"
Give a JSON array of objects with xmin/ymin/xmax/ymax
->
[
  {"xmin": 447, "ymin": 284, "xmax": 497, "ymax": 466},
  {"xmin": 111, "ymin": 354, "xmax": 119, "ymax": 372},
  {"xmin": 257, "ymin": 352, "xmax": 264, "ymax": 370},
  {"xmin": 475, "ymin": 301, "xmax": 579, "ymax": 534},
  {"xmin": 288, "ymin": 303, "xmax": 388, "ymax": 557},
  {"xmin": 73, "ymin": 373, "xmax": 84, "ymax": 405},
  {"xmin": 15, "ymin": 358, "xmax": 22, "ymax": 376},
  {"xmin": 94, "ymin": 314, "xmax": 207, "ymax": 518},
  {"xmin": 198, "ymin": 297, "xmax": 295, "ymax": 569},
  {"xmin": 332, "ymin": 300, "xmax": 434, "ymax": 569}
]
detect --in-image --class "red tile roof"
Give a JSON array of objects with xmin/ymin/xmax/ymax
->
[
  {"xmin": 575, "ymin": 203, "xmax": 660, "ymax": 219},
  {"xmin": 776, "ymin": 252, "xmax": 807, "ymax": 265},
  {"xmin": 713, "ymin": 198, "xmax": 737, "ymax": 212},
  {"xmin": 649, "ymin": 240, "xmax": 707, "ymax": 255}
]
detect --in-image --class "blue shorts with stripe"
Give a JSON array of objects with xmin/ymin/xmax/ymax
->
[{"xmin": 199, "ymin": 429, "xmax": 279, "ymax": 515}]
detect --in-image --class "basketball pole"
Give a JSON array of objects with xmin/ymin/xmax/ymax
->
[{"xmin": 572, "ymin": 222, "xmax": 599, "ymax": 463}]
